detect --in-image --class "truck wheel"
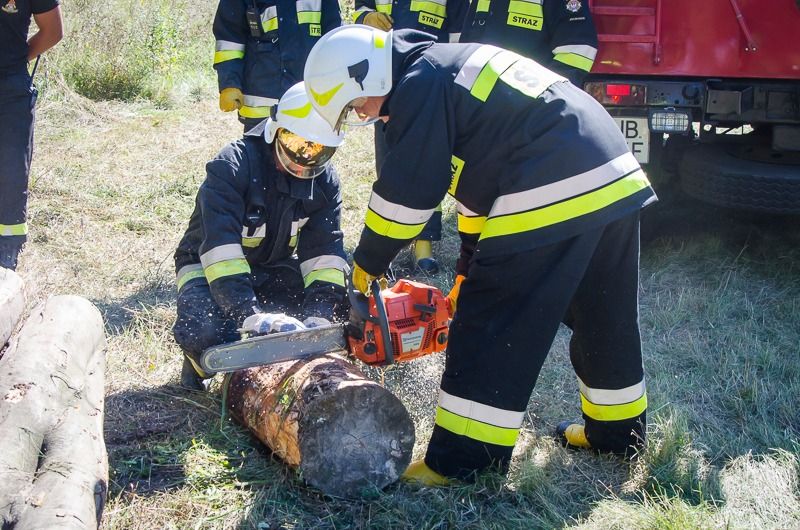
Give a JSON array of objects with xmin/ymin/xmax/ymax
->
[{"xmin": 679, "ymin": 142, "xmax": 800, "ymax": 214}]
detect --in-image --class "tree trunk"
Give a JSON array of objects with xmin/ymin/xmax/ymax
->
[
  {"xmin": 0, "ymin": 268, "xmax": 25, "ymax": 349},
  {"xmin": 228, "ymin": 354, "xmax": 415, "ymax": 498},
  {"xmin": 0, "ymin": 295, "xmax": 108, "ymax": 529}
]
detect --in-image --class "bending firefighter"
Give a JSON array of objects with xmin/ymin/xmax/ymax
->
[
  {"xmin": 173, "ymin": 83, "xmax": 349, "ymax": 390},
  {"xmin": 304, "ymin": 27, "xmax": 656, "ymax": 483},
  {"xmin": 213, "ymin": 0, "xmax": 341, "ymax": 131},
  {"xmin": 354, "ymin": 0, "xmax": 469, "ymax": 273}
]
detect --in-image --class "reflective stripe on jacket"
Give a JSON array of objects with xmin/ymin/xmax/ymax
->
[
  {"xmin": 353, "ymin": 0, "xmax": 468, "ymax": 43},
  {"xmin": 213, "ymin": 0, "xmax": 342, "ymax": 119},
  {"xmin": 459, "ymin": 0, "xmax": 597, "ymax": 85},
  {"xmin": 352, "ymin": 31, "xmax": 655, "ymax": 276},
  {"xmin": 174, "ymin": 137, "xmax": 348, "ymax": 322}
]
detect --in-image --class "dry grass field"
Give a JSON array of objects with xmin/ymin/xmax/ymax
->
[{"xmin": 9, "ymin": 0, "xmax": 800, "ymax": 527}]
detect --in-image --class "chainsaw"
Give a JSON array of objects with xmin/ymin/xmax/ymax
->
[{"xmin": 199, "ymin": 278, "xmax": 450, "ymax": 373}]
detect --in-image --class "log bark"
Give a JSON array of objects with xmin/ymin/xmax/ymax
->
[
  {"xmin": 0, "ymin": 295, "xmax": 108, "ymax": 529},
  {"xmin": 0, "ymin": 268, "xmax": 25, "ymax": 349},
  {"xmin": 228, "ymin": 354, "xmax": 415, "ymax": 497}
]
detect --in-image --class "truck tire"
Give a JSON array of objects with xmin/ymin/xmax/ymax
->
[{"xmin": 679, "ymin": 142, "xmax": 800, "ymax": 214}]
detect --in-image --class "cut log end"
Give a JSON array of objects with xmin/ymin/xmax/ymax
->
[{"xmin": 299, "ymin": 382, "xmax": 415, "ymax": 497}]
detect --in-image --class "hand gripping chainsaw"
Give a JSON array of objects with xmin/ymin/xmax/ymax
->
[{"xmin": 199, "ymin": 279, "xmax": 451, "ymax": 373}]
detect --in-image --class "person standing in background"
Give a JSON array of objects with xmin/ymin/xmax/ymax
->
[
  {"xmin": 212, "ymin": 0, "xmax": 341, "ymax": 132},
  {"xmin": 460, "ymin": 0, "xmax": 597, "ymax": 86},
  {"xmin": 355, "ymin": 0, "xmax": 468, "ymax": 273},
  {"xmin": 0, "ymin": 0, "xmax": 63, "ymax": 270}
]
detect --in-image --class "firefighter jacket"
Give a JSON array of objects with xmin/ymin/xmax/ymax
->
[
  {"xmin": 174, "ymin": 137, "xmax": 348, "ymax": 324},
  {"xmin": 353, "ymin": 0, "xmax": 468, "ymax": 43},
  {"xmin": 213, "ymin": 0, "xmax": 341, "ymax": 120},
  {"xmin": 459, "ymin": 0, "xmax": 597, "ymax": 85},
  {"xmin": 352, "ymin": 30, "xmax": 655, "ymax": 277}
]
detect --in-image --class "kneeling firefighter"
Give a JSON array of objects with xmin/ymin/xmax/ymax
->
[
  {"xmin": 303, "ymin": 26, "xmax": 656, "ymax": 484},
  {"xmin": 173, "ymin": 82, "xmax": 349, "ymax": 390}
]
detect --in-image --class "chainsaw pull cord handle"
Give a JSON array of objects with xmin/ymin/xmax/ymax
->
[{"xmin": 371, "ymin": 279, "xmax": 394, "ymax": 365}]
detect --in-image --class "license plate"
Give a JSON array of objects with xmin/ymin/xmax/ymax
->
[{"xmin": 615, "ymin": 117, "xmax": 650, "ymax": 164}]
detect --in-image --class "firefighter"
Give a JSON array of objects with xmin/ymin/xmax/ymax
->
[
  {"xmin": 173, "ymin": 83, "xmax": 349, "ymax": 390},
  {"xmin": 460, "ymin": 0, "xmax": 598, "ymax": 86},
  {"xmin": 354, "ymin": 0, "xmax": 468, "ymax": 273},
  {"xmin": 0, "ymin": 0, "xmax": 62, "ymax": 270},
  {"xmin": 212, "ymin": 0, "xmax": 341, "ymax": 132},
  {"xmin": 303, "ymin": 27, "xmax": 656, "ymax": 484}
]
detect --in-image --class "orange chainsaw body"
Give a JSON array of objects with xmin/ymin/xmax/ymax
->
[{"xmin": 348, "ymin": 279, "xmax": 450, "ymax": 366}]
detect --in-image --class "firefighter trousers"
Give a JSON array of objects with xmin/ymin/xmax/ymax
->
[
  {"xmin": 0, "ymin": 72, "xmax": 36, "ymax": 266},
  {"xmin": 425, "ymin": 212, "xmax": 646, "ymax": 479},
  {"xmin": 173, "ymin": 263, "xmax": 304, "ymax": 360}
]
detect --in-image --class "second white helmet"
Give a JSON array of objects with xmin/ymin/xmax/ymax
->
[{"xmin": 303, "ymin": 25, "xmax": 393, "ymax": 129}]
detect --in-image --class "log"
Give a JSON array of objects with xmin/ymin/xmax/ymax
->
[
  {"xmin": 0, "ymin": 295, "xmax": 108, "ymax": 529},
  {"xmin": 228, "ymin": 354, "xmax": 415, "ymax": 497},
  {"xmin": 0, "ymin": 268, "xmax": 25, "ymax": 349}
]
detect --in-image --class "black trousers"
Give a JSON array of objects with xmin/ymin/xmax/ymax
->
[
  {"xmin": 374, "ymin": 122, "xmax": 442, "ymax": 241},
  {"xmin": 0, "ymin": 72, "xmax": 36, "ymax": 253},
  {"xmin": 173, "ymin": 263, "xmax": 304, "ymax": 359},
  {"xmin": 425, "ymin": 212, "xmax": 646, "ymax": 479}
]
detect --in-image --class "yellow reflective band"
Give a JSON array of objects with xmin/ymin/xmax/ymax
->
[
  {"xmin": 213, "ymin": 50, "xmax": 245, "ymax": 64},
  {"xmin": 239, "ymin": 104, "xmax": 271, "ymax": 119},
  {"xmin": 297, "ymin": 11, "xmax": 322, "ymax": 24},
  {"xmin": 352, "ymin": 10, "xmax": 363, "ymax": 22},
  {"xmin": 304, "ymin": 268, "xmax": 346, "ymax": 288},
  {"xmin": 376, "ymin": 4, "xmax": 392, "ymax": 14},
  {"xmin": 262, "ymin": 17, "xmax": 279, "ymax": 32},
  {"xmin": 449, "ymin": 155, "xmax": 465, "ymax": 196},
  {"xmin": 281, "ymin": 101, "xmax": 312, "ymax": 118},
  {"xmin": 410, "ymin": 0, "xmax": 447, "ymax": 17},
  {"xmin": 554, "ymin": 52, "xmax": 595, "ymax": 72},
  {"xmin": 476, "ymin": 0, "xmax": 490, "ymax": 12},
  {"xmin": 480, "ymin": 170, "xmax": 650, "ymax": 240},
  {"xmin": 310, "ymin": 83, "xmax": 343, "ymax": 107},
  {"xmin": 508, "ymin": 0, "xmax": 543, "ymax": 16},
  {"xmin": 418, "ymin": 11, "xmax": 444, "ymax": 28},
  {"xmin": 435, "ymin": 407, "xmax": 519, "ymax": 446},
  {"xmin": 507, "ymin": 11, "xmax": 543, "ymax": 30},
  {"xmin": 176, "ymin": 269, "xmax": 206, "ymax": 291},
  {"xmin": 365, "ymin": 209, "xmax": 426, "ymax": 240},
  {"xmin": 289, "ymin": 235, "xmax": 298, "ymax": 248},
  {"xmin": 471, "ymin": 51, "xmax": 519, "ymax": 102},
  {"xmin": 581, "ymin": 392, "xmax": 647, "ymax": 421},
  {"xmin": 242, "ymin": 237, "xmax": 263, "ymax": 248},
  {"xmin": 204, "ymin": 258, "xmax": 251, "ymax": 283},
  {"xmin": 0, "ymin": 222, "xmax": 28, "ymax": 236},
  {"xmin": 457, "ymin": 214, "xmax": 486, "ymax": 234}
]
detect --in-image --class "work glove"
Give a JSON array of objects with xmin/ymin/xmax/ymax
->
[
  {"xmin": 351, "ymin": 262, "xmax": 388, "ymax": 296},
  {"xmin": 302, "ymin": 316, "xmax": 331, "ymax": 328},
  {"xmin": 446, "ymin": 274, "xmax": 465, "ymax": 317},
  {"xmin": 219, "ymin": 87, "xmax": 244, "ymax": 112},
  {"xmin": 362, "ymin": 12, "xmax": 393, "ymax": 31},
  {"xmin": 241, "ymin": 312, "xmax": 306, "ymax": 335}
]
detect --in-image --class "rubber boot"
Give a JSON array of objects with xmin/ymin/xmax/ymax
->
[
  {"xmin": 556, "ymin": 421, "xmax": 592, "ymax": 450},
  {"xmin": 0, "ymin": 242, "xmax": 22, "ymax": 271},
  {"xmin": 413, "ymin": 240, "xmax": 439, "ymax": 274},
  {"xmin": 401, "ymin": 460, "xmax": 450, "ymax": 487},
  {"xmin": 180, "ymin": 355, "xmax": 213, "ymax": 392}
]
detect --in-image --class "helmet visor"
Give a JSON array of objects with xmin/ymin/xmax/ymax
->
[
  {"xmin": 276, "ymin": 128, "xmax": 337, "ymax": 179},
  {"xmin": 334, "ymin": 97, "xmax": 381, "ymax": 132}
]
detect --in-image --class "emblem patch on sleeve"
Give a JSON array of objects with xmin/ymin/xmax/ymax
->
[
  {"xmin": 566, "ymin": 0, "xmax": 581, "ymax": 12},
  {"xmin": 2, "ymin": 0, "xmax": 19, "ymax": 13}
]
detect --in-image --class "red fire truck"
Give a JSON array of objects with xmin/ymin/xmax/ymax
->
[{"xmin": 586, "ymin": 0, "xmax": 800, "ymax": 213}]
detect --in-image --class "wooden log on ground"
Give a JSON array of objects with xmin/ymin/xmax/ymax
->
[
  {"xmin": 0, "ymin": 295, "xmax": 108, "ymax": 529},
  {"xmin": 0, "ymin": 267, "xmax": 25, "ymax": 349},
  {"xmin": 228, "ymin": 354, "xmax": 415, "ymax": 497}
]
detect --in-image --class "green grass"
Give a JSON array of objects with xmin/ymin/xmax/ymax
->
[{"xmin": 14, "ymin": 2, "xmax": 800, "ymax": 527}]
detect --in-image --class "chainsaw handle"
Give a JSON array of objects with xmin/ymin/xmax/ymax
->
[{"xmin": 371, "ymin": 279, "xmax": 394, "ymax": 365}]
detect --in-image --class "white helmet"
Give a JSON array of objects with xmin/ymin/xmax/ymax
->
[
  {"xmin": 303, "ymin": 25, "xmax": 393, "ymax": 129},
  {"xmin": 254, "ymin": 82, "xmax": 344, "ymax": 179}
]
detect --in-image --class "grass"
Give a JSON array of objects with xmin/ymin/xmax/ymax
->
[{"xmin": 12, "ymin": 1, "xmax": 800, "ymax": 527}]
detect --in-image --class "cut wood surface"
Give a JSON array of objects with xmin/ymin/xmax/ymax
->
[
  {"xmin": 0, "ymin": 268, "xmax": 25, "ymax": 349},
  {"xmin": 228, "ymin": 354, "xmax": 415, "ymax": 498},
  {"xmin": 0, "ymin": 295, "xmax": 108, "ymax": 529}
]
